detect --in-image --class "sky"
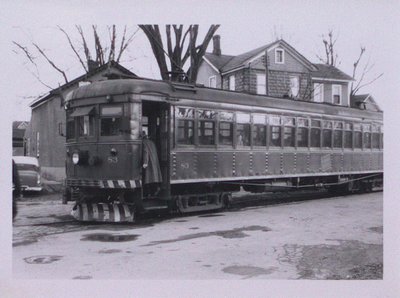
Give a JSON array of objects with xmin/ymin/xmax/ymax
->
[
  {"xmin": 1, "ymin": 0, "xmax": 400, "ymax": 295},
  {"xmin": 1, "ymin": 0, "xmax": 399, "ymax": 122}
]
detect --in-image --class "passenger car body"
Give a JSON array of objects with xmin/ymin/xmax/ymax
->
[{"xmin": 13, "ymin": 156, "xmax": 42, "ymax": 192}]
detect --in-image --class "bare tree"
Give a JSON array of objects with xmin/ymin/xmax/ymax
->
[
  {"xmin": 350, "ymin": 46, "xmax": 383, "ymax": 96},
  {"xmin": 317, "ymin": 30, "xmax": 383, "ymax": 96},
  {"xmin": 13, "ymin": 25, "xmax": 138, "ymax": 88},
  {"xmin": 139, "ymin": 24, "xmax": 220, "ymax": 83},
  {"xmin": 316, "ymin": 30, "xmax": 339, "ymax": 66}
]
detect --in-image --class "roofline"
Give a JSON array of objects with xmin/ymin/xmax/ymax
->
[
  {"xmin": 30, "ymin": 61, "xmax": 137, "ymax": 108},
  {"xmin": 312, "ymin": 77, "xmax": 353, "ymax": 83},
  {"xmin": 246, "ymin": 40, "xmax": 316, "ymax": 71},
  {"xmin": 202, "ymin": 56, "xmax": 221, "ymax": 73}
]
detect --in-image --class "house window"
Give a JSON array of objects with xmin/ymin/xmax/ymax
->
[
  {"xmin": 275, "ymin": 48, "xmax": 284, "ymax": 64},
  {"xmin": 256, "ymin": 73, "xmax": 266, "ymax": 95},
  {"xmin": 229, "ymin": 75, "xmax": 235, "ymax": 91},
  {"xmin": 209, "ymin": 76, "xmax": 216, "ymax": 88},
  {"xmin": 332, "ymin": 85, "xmax": 342, "ymax": 105},
  {"xmin": 313, "ymin": 83, "xmax": 324, "ymax": 102},
  {"xmin": 289, "ymin": 76, "xmax": 299, "ymax": 98}
]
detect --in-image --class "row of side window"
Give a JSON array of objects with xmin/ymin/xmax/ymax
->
[{"xmin": 175, "ymin": 107, "xmax": 383, "ymax": 150}]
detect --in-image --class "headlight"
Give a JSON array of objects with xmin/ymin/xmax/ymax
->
[
  {"xmin": 37, "ymin": 173, "xmax": 41, "ymax": 185},
  {"xmin": 72, "ymin": 152, "xmax": 80, "ymax": 165}
]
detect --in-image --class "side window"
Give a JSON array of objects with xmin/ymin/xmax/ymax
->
[
  {"xmin": 219, "ymin": 111, "xmax": 233, "ymax": 146},
  {"xmin": 66, "ymin": 117, "xmax": 75, "ymax": 140},
  {"xmin": 344, "ymin": 122, "xmax": 353, "ymax": 149},
  {"xmin": 332, "ymin": 85, "xmax": 342, "ymax": 105},
  {"xmin": 354, "ymin": 123, "xmax": 362, "ymax": 149},
  {"xmin": 310, "ymin": 120, "xmax": 321, "ymax": 148},
  {"xmin": 100, "ymin": 105, "xmax": 123, "ymax": 136},
  {"xmin": 78, "ymin": 115, "xmax": 95, "ymax": 137},
  {"xmin": 283, "ymin": 117, "xmax": 295, "ymax": 147},
  {"xmin": 176, "ymin": 107, "xmax": 194, "ymax": 145},
  {"xmin": 363, "ymin": 124, "xmax": 372, "ymax": 149},
  {"xmin": 236, "ymin": 113, "xmax": 250, "ymax": 147},
  {"xmin": 371, "ymin": 124, "xmax": 380, "ymax": 149},
  {"xmin": 297, "ymin": 118, "xmax": 309, "ymax": 147},
  {"xmin": 322, "ymin": 121, "xmax": 332, "ymax": 148},
  {"xmin": 269, "ymin": 116, "xmax": 281, "ymax": 147},
  {"xmin": 198, "ymin": 109, "xmax": 216, "ymax": 145},
  {"xmin": 252, "ymin": 114, "xmax": 266, "ymax": 146},
  {"xmin": 333, "ymin": 121, "xmax": 343, "ymax": 148}
]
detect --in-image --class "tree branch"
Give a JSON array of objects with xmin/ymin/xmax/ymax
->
[
  {"xmin": 58, "ymin": 26, "xmax": 88, "ymax": 72},
  {"xmin": 32, "ymin": 42, "xmax": 68, "ymax": 83}
]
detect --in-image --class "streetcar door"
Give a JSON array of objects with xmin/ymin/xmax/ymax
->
[{"xmin": 141, "ymin": 101, "xmax": 170, "ymax": 198}]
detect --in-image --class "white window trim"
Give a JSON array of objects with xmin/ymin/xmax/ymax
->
[
  {"xmin": 332, "ymin": 84, "xmax": 342, "ymax": 105},
  {"xmin": 275, "ymin": 48, "xmax": 285, "ymax": 64},
  {"xmin": 256, "ymin": 73, "xmax": 266, "ymax": 95},
  {"xmin": 289, "ymin": 75, "xmax": 300, "ymax": 98},
  {"xmin": 229, "ymin": 75, "xmax": 235, "ymax": 91},
  {"xmin": 208, "ymin": 75, "xmax": 217, "ymax": 88},
  {"xmin": 313, "ymin": 83, "xmax": 324, "ymax": 103}
]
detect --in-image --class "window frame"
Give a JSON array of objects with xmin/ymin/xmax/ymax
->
[
  {"xmin": 252, "ymin": 114, "xmax": 267, "ymax": 147},
  {"xmin": 175, "ymin": 106, "xmax": 195, "ymax": 146},
  {"xmin": 209, "ymin": 75, "xmax": 217, "ymax": 88},
  {"xmin": 275, "ymin": 48, "xmax": 284, "ymax": 64},
  {"xmin": 218, "ymin": 111, "xmax": 234, "ymax": 147},
  {"xmin": 256, "ymin": 73, "xmax": 266, "ymax": 95},
  {"xmin": 296, "ymin": 118, "xmax": 309, "ymax": 148},
  {"xmin": 229, "ymin": 75, "xmax": 235, "ymax": 91},
  {"xmin": 313, "ymin": 83, "xmax": 324, "ymax": 103},
  {"xmin": 332, "ymin": 84, "xmax": 342, "ymax": 105},
  {"xmin": 99, "ymin": 104, "xmax": 124, "ymax": 137},
  {"xmin": 269, "ymin": 115, "xmax": 282, "ymax": 148},
  {"xmin": 289, "ymin": 76, "xmax": 300, "ymax": 98},
  {"xmin": 235, "ymin": 113, "xmax": 251, "ymax": 148}
]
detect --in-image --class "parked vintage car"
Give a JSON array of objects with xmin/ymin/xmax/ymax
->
[{"xmin": 13, "ymin": 156, "xmax": 42, "ymax": 193}]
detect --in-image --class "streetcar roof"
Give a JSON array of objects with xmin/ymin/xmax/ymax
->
[{"xmin": 66, "ymin": 78, "xmax": 383, "ymax": 121}]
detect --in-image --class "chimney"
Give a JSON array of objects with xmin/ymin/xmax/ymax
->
[
  {"xmin": 87, "ymin": 59, "xmax": 100, "ymax": 72},
  {"xmin": 212, "ymin": 35, "xmax": 221, "ymax": 56}
]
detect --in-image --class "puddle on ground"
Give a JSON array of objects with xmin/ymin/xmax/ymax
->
[
  {"xmin": 48, "ymin": 215, "xmax": 75, "ymax": 221},
  {"xmin": 143, "ymin": 225, "xmax": 270, "ymax": 246},
  {"xmin": 279, "ymin": 240, "xmax": 383, "ymax": 280},
  {"xmin": 24, "ymin": 255, "xmax": 63, "ymax": 264},
  {"xmin": 222, "ymin": 265, "xmax": 277, "ymax": 278},
  {"xmin": 198, "ymin": 214, "xmax": 225, "ymax": 218},
  {"xmin": 73, "ymin": 275, "xmax": 92, "ymax": 280},
  {"xmin": 81, "ymin": 233, "xmax": 139, "ymax": 242},
  {"xmin": 98, "ymin": 249, "xmax": 122, "ymax": 254},
  {"xmin": 174, "ymin": 220, "xmax": 188, "ymax": 223},
  {"xmin": 368, "ymin": 226, "xmax": 383, "ymax": 234},
  {"xmin": 189, "ymin": 227, "xmax": 199, "ymax": 230}
]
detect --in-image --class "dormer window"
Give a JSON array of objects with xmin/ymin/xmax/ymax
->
[
  {"xmin": 332, "ymin": 85, "xmax": 342, "ymax": 105},
  {"xmin": 275, "ymin": 48, "xmax": 284, "ymax": 64}
]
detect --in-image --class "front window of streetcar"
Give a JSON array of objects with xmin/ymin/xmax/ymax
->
[{"xmin": 100, "ymin": 105, "xmax": 123, "ymax": 136}]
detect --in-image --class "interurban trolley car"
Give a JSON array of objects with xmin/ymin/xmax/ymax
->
[{"xmin": 63, "ymin": 78, "xmax": 383, "ymax": 222}]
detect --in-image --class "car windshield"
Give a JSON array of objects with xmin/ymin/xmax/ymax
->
[{"xmin": 16, "ymin": 163, "xmax": 39, "ymax": 171}]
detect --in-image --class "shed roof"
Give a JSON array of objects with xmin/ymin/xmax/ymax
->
[
  {"xmin": 30, "ymin": 61, "xmax": 137, "ymax": 108},
  {"xmin": 312, "ymin": 63, "xmax": 354, "ymax": 81}
]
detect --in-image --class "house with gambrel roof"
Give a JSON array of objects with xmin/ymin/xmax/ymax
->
[
  {"xmin": 197, "ymin": 36, "xmax": 354, "ymax": 107},
  {"xmin": 26, "ymin": 61, "xmax": 137, "ymax": 181}
]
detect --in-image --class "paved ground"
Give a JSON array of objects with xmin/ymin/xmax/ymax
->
[{"xmin": 12, "ymin": 191, "xmax": 383, "ymax": 280}]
